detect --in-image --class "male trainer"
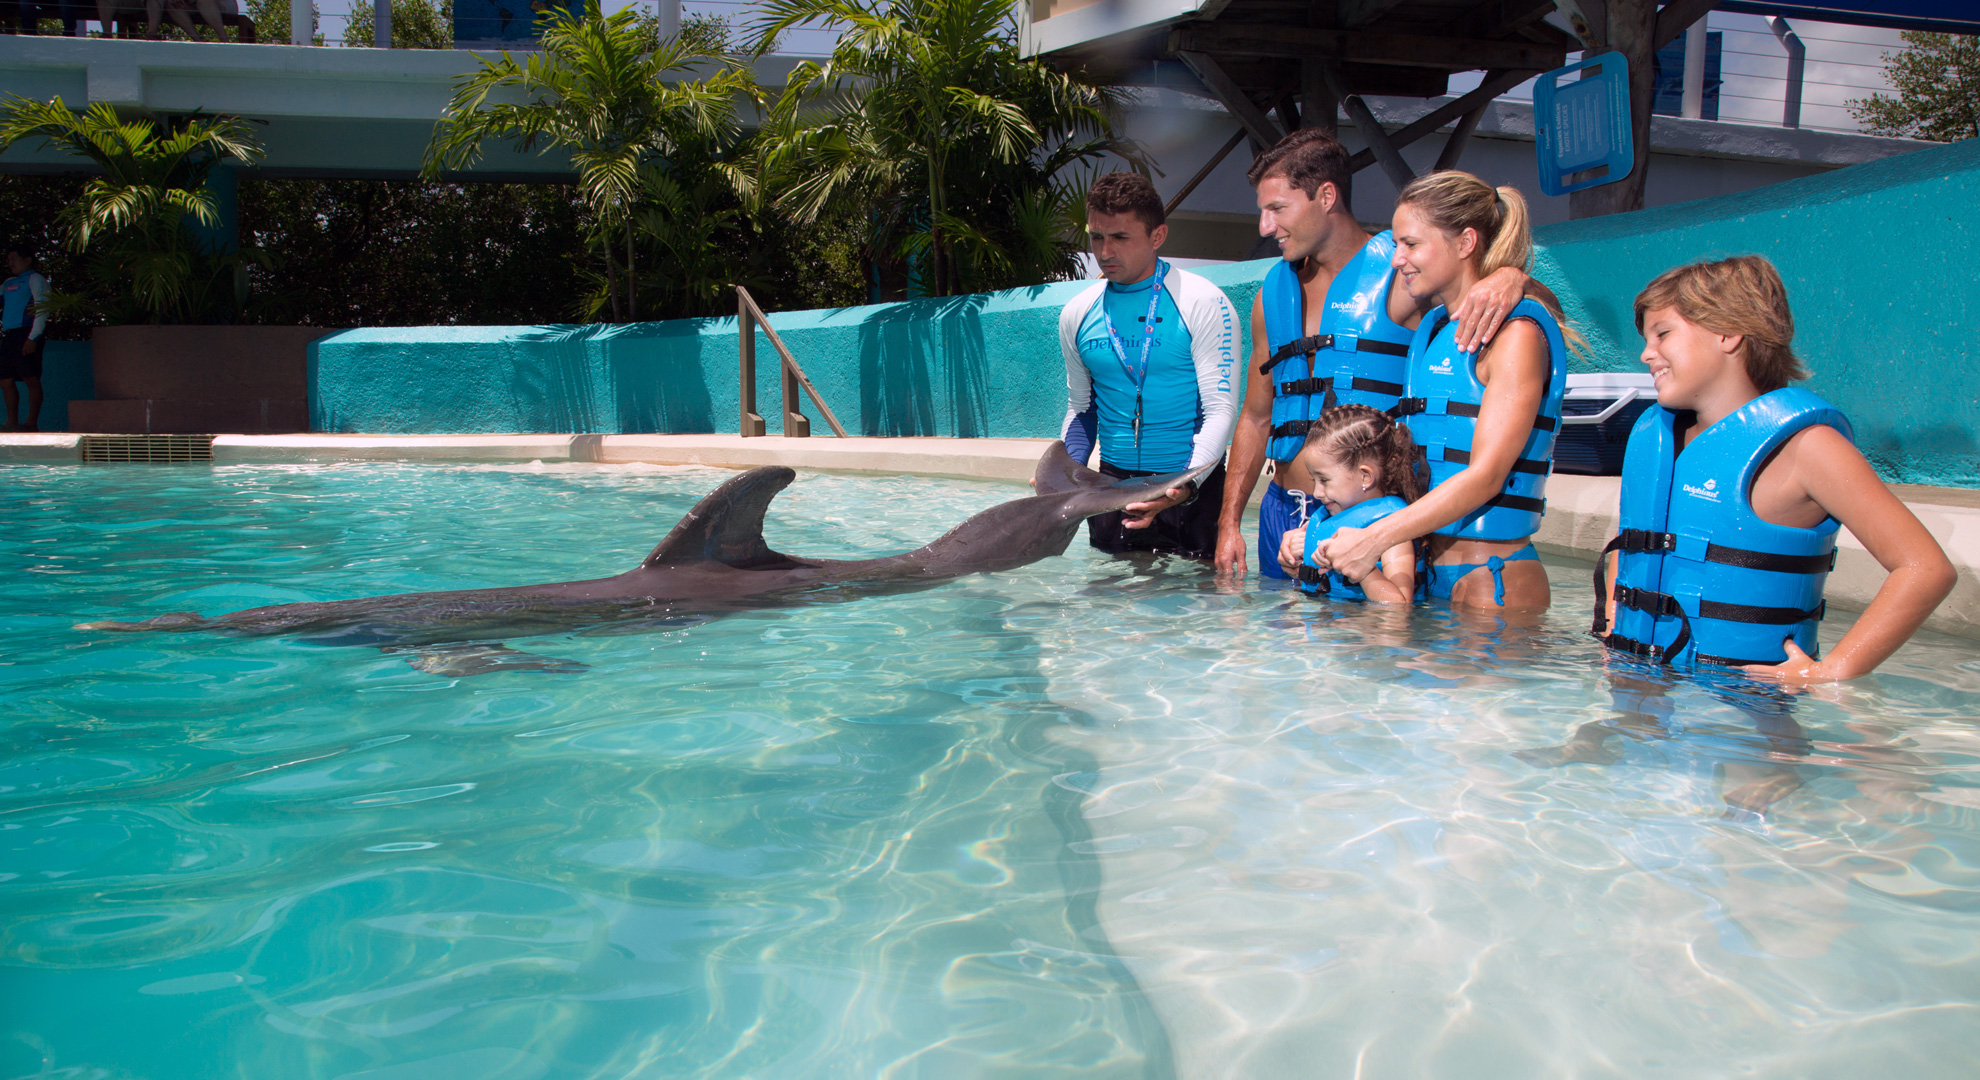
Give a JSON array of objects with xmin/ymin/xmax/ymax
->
[
  {"xmin": 1060, "ymin": 172, "xmax": 1240, "ymax": 558},
  {"xmin": 1, "ymin": 242, "xmax": 49, "ymax": 433},
  {"xmin": 1215, "ymin": 131, "xmax": 1530, "ymax": 578}
]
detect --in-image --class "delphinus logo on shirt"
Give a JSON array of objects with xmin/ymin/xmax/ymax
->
[{"xmin": 1682, "ymin": 477, "xmax": 1721, "ymax": 502}]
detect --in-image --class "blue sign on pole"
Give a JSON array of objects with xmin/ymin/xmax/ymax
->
[
  {"xmin": 453, "ymin": 0, "xmax": 589, "ymax": 50},
  {"xmin": 1533, "ymin": 51, "xmax": 1635, "ymax": 197}
]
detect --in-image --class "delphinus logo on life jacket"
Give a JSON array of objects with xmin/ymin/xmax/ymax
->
[
  {"xmin": 1682, "ymin": 477, "xmax": 1721, "ymax": 502},
  {"xmin": 1427, "ymin": 357, "xmax": 1453, "ymax": 375},
  {"xmin": 1330, "ymin": 294, "xmax": 1376, "ymax": 319}
]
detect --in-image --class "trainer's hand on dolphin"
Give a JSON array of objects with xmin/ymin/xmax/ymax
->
[
  {"xmin": 1313, "ymin": 525, "xmax": 1383, "ymax": 584},
  {"xmin": 1448, "ymin": 266, "xmax": 1529, "ymax": 354},
  {"xmin": 1277, "ymin": 524, "xmax": 1307, "ymax": 577},
  {"xmin": 1122, "ymin": 483, "xmax": 1193, "ymax": 529}
]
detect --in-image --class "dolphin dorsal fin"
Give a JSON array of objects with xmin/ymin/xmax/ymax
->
[
  {"xmin": 642, "ymin": 466, "xmax": 797, "ymax": 569},
  {"xmin": 1032, "ymin": 440, "xmax": 1109, "ymax": 496}
]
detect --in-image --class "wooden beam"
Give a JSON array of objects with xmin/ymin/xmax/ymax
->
[
  {"xmin": 1652, "ymin": 0, "xmax": 1716, "ymax": 49},
  {"xmin": 1434, "ymin": 107, "xmax": 1486, "ymax": 171},
  {"xmin": 1346, "ymin": 68, "xmax": 1532, "ymax": 174},
  {"xmin": 1321, "ymin": 64, "xmax": 1415, "ymax": 189},
  {"xmin": 1174, "ymin": 23, "xmax": 1566, "ymax": 72},
  {"xmin": 1339, "ymin": 0, "xmax": 1410, "ymax": 28},
  {"xmin": 1177, "ymin": 50, "xmax": 1285, "ymax": 150},
  {"xmin": 1301, "ymin": 57, "xmax": 1337, "ymax": 135},
  {"xmin": 1164, "ymin": 128, "xmax": 1247, "ymax": 217},
  {"xmin": 1452, "ymin": 0, "xmax": 1562, "ymax": 41},
  {"xmin": 1275, "ymin": 92, "xmax": 1302, "ymax": 133}
]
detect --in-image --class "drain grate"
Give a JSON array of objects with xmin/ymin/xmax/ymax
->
[{"xmin": 80, "ymin": 434, "xmax": 216, "ymax": 463}]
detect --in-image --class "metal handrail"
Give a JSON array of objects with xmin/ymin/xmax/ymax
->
[{"xmin": 736, "ymin": 285, "xmax": 848, "ymax": 439}]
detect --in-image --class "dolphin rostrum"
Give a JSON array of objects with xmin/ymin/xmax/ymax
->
[{"xmin": 77, "ymin": 442, "xmax": 1213, "ymax": 675}]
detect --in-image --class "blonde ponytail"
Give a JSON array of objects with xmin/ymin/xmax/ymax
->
[
  {"xmin": 1480, "ymin": 186, "xmax": 1531, "ymax": 277},
  {"xmin": 1396, "ymin": 170, "xmax": 1586, "ymax": 356}
]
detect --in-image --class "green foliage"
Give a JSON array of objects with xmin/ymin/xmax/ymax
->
[
  {"xmin": 427, "ymin": 8, "xmax": 756, "ymax": 322},
  {"xmin": 244, "ymin": 0, "xmax": 326, "ymax": 43},
  {"xmin": 1848, "ymin": 32, "xmax": 1980, "ymax": 143},
  {"xmin": 752, "ymin": 0, "xmax": 1128, "ymax": 297},
  {"xmin": 342, "ymin": 0, "xmax": 452, "ymax": 49},
  {"xmin": 238, "ymin": 178, "xmax": 591, "ymax": 326},
  {"xmin": 0, "ymin": 98, "xmax": 266, "ymax": 324}
]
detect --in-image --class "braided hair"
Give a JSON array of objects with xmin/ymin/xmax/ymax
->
[{"xmin": 1300, "ymin": 404, "xmax": 1427, "ymax": 503}]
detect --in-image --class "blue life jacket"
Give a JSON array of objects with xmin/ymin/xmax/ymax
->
[
  {"xmin": 1297, "ymin": 495, "xmax": 1409, "ymax": 601},
  {"xmin": 1393, "ymin": 298, "xmax": 1567, "ymax": 541},
  {"xmin": 1261, "ymin": 232, "xmax": 1414, "ymax": 461},
  {"xmin": 1595, "ymin": 388, "xmax": 1850, "ymax": 669}
]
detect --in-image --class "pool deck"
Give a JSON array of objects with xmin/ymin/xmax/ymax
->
[{"xmin": 7, "ymin": 431, "xmax": 1978, "ymax": 642}]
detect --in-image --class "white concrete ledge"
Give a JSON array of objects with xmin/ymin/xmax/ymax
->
[
  {"xmin": 0, "ymin": 433, "xmax": 80, "ymax": 460},
  {"xmin": 588, "ymin": 435, "xmax": 1057, "ymax": 483},
  {"xmin": 1537, "ymin": 474, "xmax": 1980, "ymax": 641}
]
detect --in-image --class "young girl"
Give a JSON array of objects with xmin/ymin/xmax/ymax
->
[
  {"xmin": 1597, "ymin": 255, "xmax": 1954, "ymax": 682},
  {"xmin": 1278, "ymin": 404, "xmax": 1425, "ymax": 603}
]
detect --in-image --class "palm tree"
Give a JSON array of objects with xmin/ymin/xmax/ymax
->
[
  {"xmin": 0, "ymin": 97, "xmax": 263, "ymax": 323},
  {"xmin": 752, "ymin": 0, "xmax": 1129, "ymax": 297},
  {"xmin": 426, "ymin": 8, "xmax": 754, "ymax": 322}
]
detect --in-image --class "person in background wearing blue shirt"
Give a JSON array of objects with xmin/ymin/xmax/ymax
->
[
  {"xmin": 1059, "ymin": 172, "xmax": 1241, "ymax": 559},
  {"xmin": 1, "ymin": 242, "xmax": 49, "ymax": 433}
]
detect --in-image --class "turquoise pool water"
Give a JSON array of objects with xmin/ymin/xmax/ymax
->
[{"xmin": 3, "ymin": 462, "xmax": 1978, "ymax": 1079}]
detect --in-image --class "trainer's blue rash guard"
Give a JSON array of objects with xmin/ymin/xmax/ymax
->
[
  {"xmin": 1064, "ymin": 271, "xmax": 1200, "ymax": 472},
  {"xmin": 2, "ymin": 270, "xmax": 48, "ymax": 337}
]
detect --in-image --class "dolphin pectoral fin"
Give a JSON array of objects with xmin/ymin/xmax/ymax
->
[
  {"xmin": 385, "ymin": 643, "xmax": 589, "ymax": 677},
  {"xmin": 641, "ymin": 466, "xmax": 802, "ymax": 571},
  {"xmin": 74, "ymin": 611, "xmax": 209, "ymax": 632}
]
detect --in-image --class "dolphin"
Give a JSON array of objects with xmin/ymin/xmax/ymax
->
[{"xmin": 76, "ymin": 442, "xmax": 1212, "ymax": 675}]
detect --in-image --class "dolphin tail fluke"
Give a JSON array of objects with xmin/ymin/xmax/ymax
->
[{"xmin": 642, "ymin": 466, "xmax": 799, "ymax": 570}]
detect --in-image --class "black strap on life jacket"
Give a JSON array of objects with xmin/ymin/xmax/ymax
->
[
  {"xmin": 1279, "ymin": 375, "xmax": 1406, "ymax": 399},
  {"xmin": 1387, "ymin": 397, "xmax": 1558, "ymax": 432},
  {"xmin": 1270, "ymin": 419, "xmax": 1314, "ymax": 440},
  {"xmin": 1484, "ymin": 492, "xmax": 1546, "ymax": 514},
  {"xmin": 1437, "ymin": 448, "xmax": 1551, "ymax": 475},
  {"xmin": 1591, "ymin": 532, "xmax": 1829, "ymax": 665},
  {"xmin": 1295, "ymin": 564, "xmax": 1330, "ymax": 593},
  {"xmin": 1263, "ymin": 334, "xmax": 1410, "ymax": 374}
]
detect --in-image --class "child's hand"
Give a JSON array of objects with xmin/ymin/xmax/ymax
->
[
  {"xmin": 1742, "ymin": 640, "xmax": 1841, "ymax": 685},
  {"xmin": 1277, "ymin": 525, "xmax": 1307, "ymax": 577}
]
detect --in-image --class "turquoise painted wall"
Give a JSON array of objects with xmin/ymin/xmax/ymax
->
[
  {"xmin": 310, "ymin": 264, "xmax": 1268, "ymax": 441},
  {"xmin": 309, "ymin": 137, "xmax": 1976, "ymax": 486},
  {"xmin": 1529, "ymin": 136, "xmax": 1980, "ymax": 488},
  {"xmin": 13, "ymin": 342, "xmax": 93, "ymax": 432}
]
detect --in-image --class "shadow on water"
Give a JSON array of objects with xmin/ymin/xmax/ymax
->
[{"xmin": 856, "ymin": 295, "xmax": 992, "ymax": 437}]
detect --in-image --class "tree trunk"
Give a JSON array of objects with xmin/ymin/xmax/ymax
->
[
  {"xmin": 603, "ymin": 232, "xmax": 621, "ymax": 323},
  {"xmin": 1569, "ymin": 0, "xmax": 1658, "ymax": 219},
  {"xmin": 626, "ymin": 223, "xmax": 637, "ymax": 323}
]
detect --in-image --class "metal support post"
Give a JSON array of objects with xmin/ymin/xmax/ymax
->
[
  {"xmin": 1770, "ymin": 17, "xmax": 1804, "ymax": 129},
  {"xmin": 373, "ymin": 0, "xmax": 390, "ymax": 48},
  {"xmin": 1680, "ymin": 17, "xmax": 1706, "ymax": 119},
  {"xmin": 290, "ymin": 0, "xmax": 310, "ymax": 44}
]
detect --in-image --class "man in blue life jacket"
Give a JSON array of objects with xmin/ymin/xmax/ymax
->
[
  {"xmin": 1059, "ymin": 172, "xmax": 1241, "ymax": 558},
  {"xmin": 1213, "ymin": 130, "xmax": 1532, "ymax": 579},
  {"xmin": 1, "ymin": 242, "xmax": 49, "ymax": 433}
]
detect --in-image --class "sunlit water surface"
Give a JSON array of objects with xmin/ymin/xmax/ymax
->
[{"xmin": 2, "ymin": 462, "xmax": 1978, "ymax": 1080}]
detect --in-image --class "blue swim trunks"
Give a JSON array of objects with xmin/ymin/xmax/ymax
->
[{"xmin": 1257, "ymin": 482, "xmax": 1327, "ymax": 580}]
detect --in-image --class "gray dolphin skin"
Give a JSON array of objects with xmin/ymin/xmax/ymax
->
[{"xmin": 77, "ymin": 442, "xmax": 1213, "ymax": 675}]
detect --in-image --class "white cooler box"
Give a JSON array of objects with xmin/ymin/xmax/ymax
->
[{"xmin": 1556, "ymin": 372, "xmax": 1656, "ymax": 476}]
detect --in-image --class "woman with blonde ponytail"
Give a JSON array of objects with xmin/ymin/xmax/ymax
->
[{"xmin": 1303, "ymin": 170, "xmax": 1576, "ymax": 610}]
